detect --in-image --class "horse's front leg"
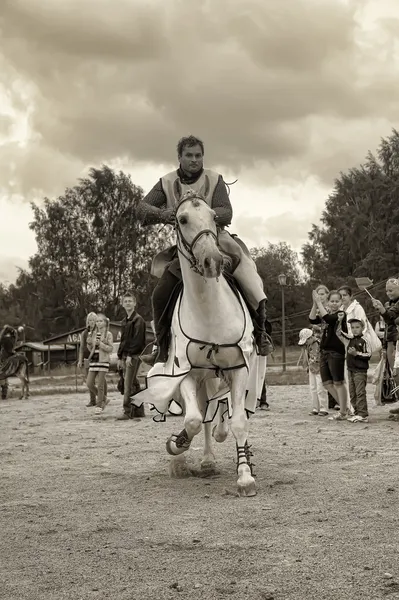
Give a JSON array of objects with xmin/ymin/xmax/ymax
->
[
  {"xmin": 229, "ymin": 369, "xmax": 256, "ymax": 497},
  {"xmin": 201, "ymin": 421, "xmax": 217, "ymax": 471},
  {"xmin": 166, "ymin": 374, "xmax": 203, "ymax": 456}
]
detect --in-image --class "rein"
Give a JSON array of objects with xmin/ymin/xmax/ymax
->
[{"xmin": 174, "ymin": 196, "xmax": 218, "ymax": 275}]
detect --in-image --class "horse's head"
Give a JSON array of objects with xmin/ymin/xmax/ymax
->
[{"xmin": 175, "ymin": 191, "xmax": 224, "ymax": 279}]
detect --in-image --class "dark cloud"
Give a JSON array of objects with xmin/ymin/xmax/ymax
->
[{"xmin": 0, "ymin": 0, "xmax": 398, "ymax": 198}]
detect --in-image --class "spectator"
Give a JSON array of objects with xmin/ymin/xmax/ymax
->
[
  {"xmin": 78, "ymin": 312, "xmax": 99, "ymax": 407},
  {"xmin": 116, "ymin": 291, "xmax": 146, "ymax": 421},
  {"xmin": 298, "ymin": 326, "xmax": 328, "ymax": 417},
  {"xmin": 309, "ymin": 290, "xmax": 349, "ymax": 421},
  {"xmin": 86, "ymin": 314, "xmax": 113, "ymax": 415},
  {"xmin": 372, "ymin": 278, "xmax": 399, "ymax": 370},
  {"xmin": 310, "ymin": 284, "xmax": 338, "ymax": 411},
  {"xmin": 336, "ymin": 315, "xmax": 371, "ymax": 423}
]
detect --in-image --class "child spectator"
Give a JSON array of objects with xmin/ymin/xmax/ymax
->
[
  {"xmin": 310, "ymin": 284, "xmax": 338, "ymax": 411},
  {"xmin": 309, "ymin": 290, "xmax": 349, "ymax": 420},
  {"xmin": 78, "ymin": 312, "xmax": 99, "ymax": 407},
  {"xmin": 86, "ymin": 314, "xmax": 113, "ymax": 415},
  {"xmin": 116, "ymin": 291, "xmax": 146, "ymax": 421},
  {"xmin": 298, "ymin": 326, "xmax": 328, "ymax": 416},
  {"xmin": 336, "ymin": 314, "xmax": 371, "ymax": 423}
]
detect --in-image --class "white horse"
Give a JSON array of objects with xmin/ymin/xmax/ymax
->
[{"xmin": 134, "ymin": 191, "xmax": 265, "ymax": 496}]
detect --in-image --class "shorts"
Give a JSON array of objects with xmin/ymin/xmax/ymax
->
[{"xmin": 319, "ymin": 350, "xmax": 345, "ymax": 385}]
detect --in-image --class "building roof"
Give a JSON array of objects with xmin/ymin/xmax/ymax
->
[
  {"xmin": 42, "ymin": 321, "xmax": 123, "ymax": 345},
  {"xmin": 15, "ymin": 342, "xmax": 75, "ymax": 352},
  {"xmin": 42, "ymin": 321, "xmax": 154, "ymax": 345}
]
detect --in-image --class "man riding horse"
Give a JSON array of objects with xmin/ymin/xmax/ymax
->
[{"xmin": 138, "ymin": 135, "xmax": 270, "ymax": 366}]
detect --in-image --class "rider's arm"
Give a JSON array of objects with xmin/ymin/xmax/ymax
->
[
  {"xmin": 212, "ymin": 176, "xmax": 233, "ymax": 227},
  {"xmin": 137, "ymin": 180, "xmax": 168, "ymax": 225}
]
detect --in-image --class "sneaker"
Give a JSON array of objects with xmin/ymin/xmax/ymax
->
[
  {"xmin": 309, "ymin": 409, "xmax": 319, "ymax": 416},
  {"xmin": 95, "ymin": 407, "xmax": 103, "ymax": 415},
  {"xmin": 318, "ymin": 411, "xmax": 329, "ymax": 416},
  {"xmin": 328, "ymin": 412, "xmax": 347, "ymax": 421},
  {"xmin": 389, "ymin": 406, "xmax": 399, "ymax": 415},
  {"xmin": 347, "ymin": 415, "xmax": 369, "ymax": 423},
  {"xmin": 259, "ymin": 403, "xmax": 270, "ymax": 411},
  {"xmin": 86, "ymin": 402, "xmax": 96, "ymax": 407}
]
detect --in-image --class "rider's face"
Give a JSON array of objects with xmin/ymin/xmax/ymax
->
[{"xmin": 179, "ymin": 145, "xmax": 203, "ymax": 174}]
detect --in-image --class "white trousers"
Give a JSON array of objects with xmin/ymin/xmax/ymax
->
[{"xmin": 309, "ymin": 371, "xmax": 328, "ymax": 412}]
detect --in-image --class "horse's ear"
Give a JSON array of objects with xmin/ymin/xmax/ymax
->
[
  {"xmin": 173, "ymin": 179, "xmax": 182, "ymax": 204},
  {"xmin": 199, "ymin": 174, "xmax": 210, "ymax": 199}
]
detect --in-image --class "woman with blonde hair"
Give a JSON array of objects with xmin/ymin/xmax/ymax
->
[
  {"xmin": 78, "ymin": 312, "xmax": 98, "ymax": 407},
  {"xmin": 86, "ymin": 314, "xmax": 113, "ymax": 415}
]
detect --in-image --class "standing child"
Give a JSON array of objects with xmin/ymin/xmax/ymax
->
[
  {"xmin": 86, "ymin": 314, "xmax": 113, "ymax": 415},
  {"xmin": 309, "ymin": 290, "xmax": 349, "ymax": 420},
  {"xmin": 298, "ymin": 326, "xmax": 328, "ymax": 416},
  {"xmin": 336, "ymin": 314, "xmax": 371, "ymax": 422},
  {"xmin": 78, "ymin": 312, "xmax": 98, "ymax": 407}
]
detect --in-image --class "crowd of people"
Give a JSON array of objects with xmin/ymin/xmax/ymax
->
[{"xmin": 298, "ymin": 279, "xmax": 399, "ymax": 423}]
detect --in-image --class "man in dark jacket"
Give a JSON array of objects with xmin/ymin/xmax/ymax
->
[{"xmin": 116, "ymin": 291, "xmax": 146, "ymax": 420}]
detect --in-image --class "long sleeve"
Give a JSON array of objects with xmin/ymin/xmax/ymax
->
[
  {"xmin": 99, "ymin": 331, "xmax": 113, "ymax": 353},
  {"xmin": 336, "ymin": 324, "xmax": 351, "ymax": 347},
  {"xmin": 383, "ymin": 300, "xmax": 399, "ymax": 324},
  {"xmin": 211, "ymin": 176, "xmax": 233, "ymax": 227},
  {"xmin": 357, "ymin": 338, "xmax": 372, "ymax": 358},
  {"xmin": 137, "ymin": 180, "xmax": 167, "ymax": 225}
]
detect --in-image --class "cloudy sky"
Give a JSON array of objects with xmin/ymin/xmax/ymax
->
[{"xmin": 0, "ymin": 0, "xmax": 398, "ymax": 283}]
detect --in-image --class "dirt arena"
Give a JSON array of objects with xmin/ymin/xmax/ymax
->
[{"xmin": 1, "ymin": 385, "xmax": 399, "ymax": 600}]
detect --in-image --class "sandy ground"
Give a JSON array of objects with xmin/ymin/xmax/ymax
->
[{"xmin": 1, "ymin": 385, "xmax": 399, "ymax": 600}]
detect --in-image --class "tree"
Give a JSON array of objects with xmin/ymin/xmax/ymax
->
[
  {"xmin": 5, "ymin": 166, "xmax": 172, "ymax": 340},
  {"xmin": 251, "ymin": 242, "xmax": 311, "ymax": 345},
  {"xmin": 302, "ymin": 129, "xmax": 399, "ymax": 287}
]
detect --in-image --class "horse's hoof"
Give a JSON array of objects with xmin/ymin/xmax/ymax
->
[
  {"xmin": 166, "ymin": 436, "xmax": 187, "ymax": 456},
  {"xmin": 237, "ymin": 481, "xmax": 257, "ymax": 497}
]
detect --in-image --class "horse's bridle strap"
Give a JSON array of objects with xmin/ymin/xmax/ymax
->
[{"xmin": 175, "ymin": 196, "xmax": 218, "ymax": 272}]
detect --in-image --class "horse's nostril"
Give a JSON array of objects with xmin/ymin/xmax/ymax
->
[{"xmin": 204, "ymin": 258, "xmax": 211, "ymax": 269}]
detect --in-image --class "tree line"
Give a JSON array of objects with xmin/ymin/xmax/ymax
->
[{"xmin": 2, "ymin": 129, "xmax": 398, "ymax": 344}]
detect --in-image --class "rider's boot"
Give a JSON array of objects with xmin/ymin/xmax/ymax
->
[
  {"xmin": 140, "ymin": 267, "xmax": 178, "ymax": 366},
  {"xmin": 254, "ymin": 299, "xmax": 273, "ymax": 356}
]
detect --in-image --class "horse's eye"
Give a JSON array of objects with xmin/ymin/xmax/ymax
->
[{"xmin": 179, "ymin": 216, "xmax": 188, "ymax": 225}]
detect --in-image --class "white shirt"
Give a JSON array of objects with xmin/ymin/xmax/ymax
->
[{"xmin": 344, "ymin": 299, "xmax": 368, "ymax": 335}]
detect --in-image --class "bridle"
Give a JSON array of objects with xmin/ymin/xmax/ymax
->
[{"xmin": 174, "ymin": 196, "xmax": 219, "ymax": 275}]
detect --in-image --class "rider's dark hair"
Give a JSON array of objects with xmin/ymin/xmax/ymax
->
[{"xmin": 177, "ymin": 135, "xmax": 204, "ymax": 157}]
